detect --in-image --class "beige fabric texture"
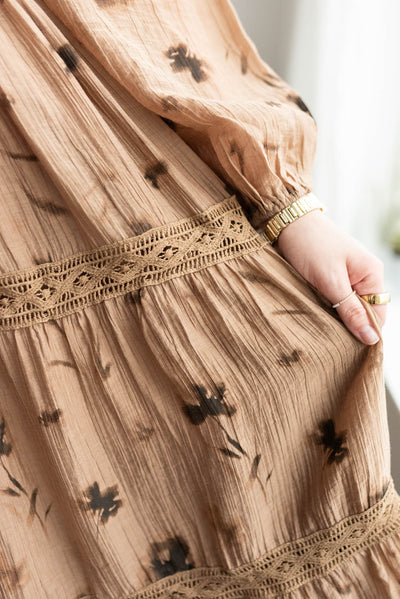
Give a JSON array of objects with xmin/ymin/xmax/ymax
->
[{"xmin": 0, "ymin": 0, "xmax": 399, "ymax": 597}]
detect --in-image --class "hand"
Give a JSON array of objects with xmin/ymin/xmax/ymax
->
[{"xmin": 275, "ymin": 209, "xmax": 386, "ymax": 345}]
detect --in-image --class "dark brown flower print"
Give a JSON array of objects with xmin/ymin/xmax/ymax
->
[
  {"xmin": 250, "ymin": 454, "xmax": 262, "ymax": 480},
  {"xmin": 144, "ymin": 161, "xmax": 168, "ymax": 189},
  {"xmin": 49, "ymin": 359, "xmax": 77, "ymax": 369},
  {"xmin": 78, "ymin": 481, "xmax": 122, "ymax": 524},
  {"xmin": 272, "ymin": 309, "xmax": 308, "ymax": 315},
  {"xmin": 0, "ymin": 417, "xmax": 12, "ymax": 457},
  {"xmin": 240, "ymin": 52, "xmax": 248, "ymax": 74},
  {"xmin": 150, "ymin": 536, "xmax": 195, "ymax": 579},
  {"xmin": 24, "ymin": 187, "xmax": 69, "ymax": 215},
  {"xmin": 287, "ymin": 94, "xmax": 315, "ymax": 120},
  {"xmin": 0, "ymin": 549, "xmax": 26, "ymax": 594},
  {"xmin": 183, "ymin": 382, "xmax": 236, "ymax": 425},
  {"xmin": 183, "ymin": 384, "xmax": 269, "ymax": 494},
  {"xmin": 38, "ymin": 408, "xmax": 62, "ymax": 427},
  {"xmin": 263, "ymin": 142, "xmax": 280, "ymax": 152},
  {"xmin": 165, "ymin": 44, "xmax": 208, "ymax": 82},
  {"xmin": 0, "ymin": 416, "xmax": 52, "ymax": 531},
  {"xmin": 278, "ymin": 349, "xmax": 302, "ymax": 367},
  {"xmin": 135, "ymin": 421, "xmax": 155, "ymax": 441},
  {"xmin": 315, "ymin": 419, "xmax": 349, "ymax": 465},
  {"xmin": 56, "ymin": 44, "xmax": 79, "ymax": 71},
  {"xmin": 5, "ymin": 151, "xmax": 38, "ymax": 161}
]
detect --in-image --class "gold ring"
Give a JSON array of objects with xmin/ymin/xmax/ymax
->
[{"xmin": 359, "ymin": 292, "xmax": 391, "ymax": 305}]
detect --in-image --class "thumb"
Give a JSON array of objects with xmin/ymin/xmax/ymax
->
[{"xmin": 333, "ymin": 289, "xmax": 381, "ymax": 345}]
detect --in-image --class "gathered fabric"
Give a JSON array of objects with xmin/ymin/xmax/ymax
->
[{"xmin": 0, "ymin": 1, "xmax": 399, "ymax": 598}]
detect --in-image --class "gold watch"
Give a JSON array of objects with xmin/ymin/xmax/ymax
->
[{"xmin": 262, "ymin": 192, "xmax": 326, "ymax": 244}]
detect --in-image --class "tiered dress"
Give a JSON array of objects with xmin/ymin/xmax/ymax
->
[{"xmin": 0, "ymin": 0, "xmax": 399, "ymax": 597}]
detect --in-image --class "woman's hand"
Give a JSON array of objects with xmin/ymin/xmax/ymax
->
[{"xmin": 276, "ymin": 209, "xmax": 386, "ymax": 345}]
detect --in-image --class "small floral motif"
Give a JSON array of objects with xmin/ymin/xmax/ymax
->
[
  {"xmin": 287, "ymin": 94, "xmax": 314, "ymax": 120},
  {"xmin": 278, "ymin": 349, "xmax": 302, "ymax": 367},
  {"xmin": 38, "ymin": 408, "xmax": 62, "ymax": 427},
  {"xmin": 165, "ymin": 44, "xmax": 208, "ymax": 82},
  {"xmin": 271, "ymin": 308, "xmax": 308, "ymax": 315},
  {"xmin": 135, "ymin": 422, "xmax": 155, "ymax": 441},
  {"xmin": 150, "ymin": 536, "xmax": 195, "ymax": 579},
  {"xmin": 315, "ymin": 419, "xmax": 349, "ymax": 465},
  {"xmin": 0, "ymin": 417, "xmax": 12, "ymax": 457},
  {"xmin": 77, "ymin": 481, "xmax": 123, "ymax": 525},
  {"xmin": 56, "ymin": 44, "xmax": 79, "ymax": 71},
  {"xmin": 0, "ymin": 549, "xmax": 27, "ymax": 593},
  {"xmin": 240, "ymin": 52, "xmax": 248, "ymax": 74},
  {"xmin": 144, "ymin": 161, "xmax": 168, "ymax": 189},
  {"xmin": 6, "ymin": 151, "xmax": 38, "ymax": 161},
  {"xmin": 183, "ymin": 384, "xmax": 270, "ymax": 494},
  {"xmin": 0, "ymin": 416, "xmax": 52, "ymax": 530},
  {"xmin": 24, "ymin": 187, "xmax": 69, "ymax": 215},
  {"xmin": 183, "ymin": 382, "xmax": 236, "ymax": 424}
]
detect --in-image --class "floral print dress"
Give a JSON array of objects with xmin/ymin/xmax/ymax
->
[{"xmin": 0, "ymin": 0, "xmax": 399, "ymax": 597}]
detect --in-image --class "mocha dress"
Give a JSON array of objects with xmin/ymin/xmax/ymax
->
[{"xmin": 0, "ymin": 1, "xmax": 399, "ymax": 597}]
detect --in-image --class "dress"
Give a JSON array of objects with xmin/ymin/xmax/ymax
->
[{"xmin": 0, "ymin": 0, "xmax": 399, "ymax": 597}]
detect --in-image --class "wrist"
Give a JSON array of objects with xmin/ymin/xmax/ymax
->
[
  {"xmin": 262, "ymin": 193, "xmax": 327, "ymax": 245},
  {"xmin": 276, "ymin": 209, "xmax": 326, "ymax": 252}
]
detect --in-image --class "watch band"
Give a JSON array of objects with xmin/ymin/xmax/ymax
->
[{"xmin": 262, "ymin": 192, "xmax": 326, "ymax": 244}]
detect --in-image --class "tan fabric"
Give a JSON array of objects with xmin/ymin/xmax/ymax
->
[{"xmin": 0, "ymin": 0, "xmax": 399, "ymax": 597}]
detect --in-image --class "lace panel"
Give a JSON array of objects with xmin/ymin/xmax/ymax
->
[
  {"xmin": 129, "ymin": 477, "xmax": 400, "ymax": 598},
  {"xmin": 0, "ymin": 195, "xmax": 268, "ymax": 330}
]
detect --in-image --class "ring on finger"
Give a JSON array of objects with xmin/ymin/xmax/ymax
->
[{"xmin": 331, "ymin": 289, "xmax": 356, "ymax": 309}]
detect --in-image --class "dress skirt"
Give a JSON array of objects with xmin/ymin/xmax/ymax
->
[{"xmin": 0, "ymin": 0, "xmax": 400, "ymax": 597}]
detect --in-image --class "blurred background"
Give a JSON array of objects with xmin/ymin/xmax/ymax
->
[{"xmin": 231, "ymin": 0, "xmax": 400, "ymax": 486}]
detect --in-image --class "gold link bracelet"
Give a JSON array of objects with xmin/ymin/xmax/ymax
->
[{"xmin": 262, "ymin": 192, "xmax": 326, "ymax": 243}]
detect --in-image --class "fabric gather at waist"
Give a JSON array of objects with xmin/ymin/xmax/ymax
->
[{"xmin": 0, "ymin": 194, "xmax": 268, "ymax": 331}]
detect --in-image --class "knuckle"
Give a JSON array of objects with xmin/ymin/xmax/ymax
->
[{"xmin": 343, "ymin": 303, "xmax": 367, "ymax": 326}]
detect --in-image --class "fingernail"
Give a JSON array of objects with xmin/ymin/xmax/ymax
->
[{"xmin": 358, "ymin": 325, "xmax": 380, "ymax": 345}]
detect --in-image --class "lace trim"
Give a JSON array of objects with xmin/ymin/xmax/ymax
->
[
  {"xmin": 0, "ymin": 195, "xmax": 268, "ymax": 331},
  {"xmin": 130, "ymin": 477, "xmax": 400, "ymax": 598}
]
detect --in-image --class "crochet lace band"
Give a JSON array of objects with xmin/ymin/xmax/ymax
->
[
  {"xmin": 0, "ymin": 194, "xmax": 268, "ymax": 331},
  {"xmin": 127, "ymin": 477, "xmax": 400, "ymax": 598}
]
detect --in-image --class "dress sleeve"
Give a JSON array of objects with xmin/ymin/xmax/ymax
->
[{"xmin": 45, "ymin": 0, "xmax": 318, "ymax": 231}]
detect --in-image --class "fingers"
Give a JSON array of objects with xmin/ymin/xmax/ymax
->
[
  {"xmin": 334, "ymin": 290, "xmax": 381, "ymax": 345},
  {"xmin": 350, "ymin": 255, "xmax": 387, "ymax": 334}
]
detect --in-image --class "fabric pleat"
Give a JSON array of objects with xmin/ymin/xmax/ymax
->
[{"xmin": 0, "ymin": 1, "xmax": 399, "ymax": 598}]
